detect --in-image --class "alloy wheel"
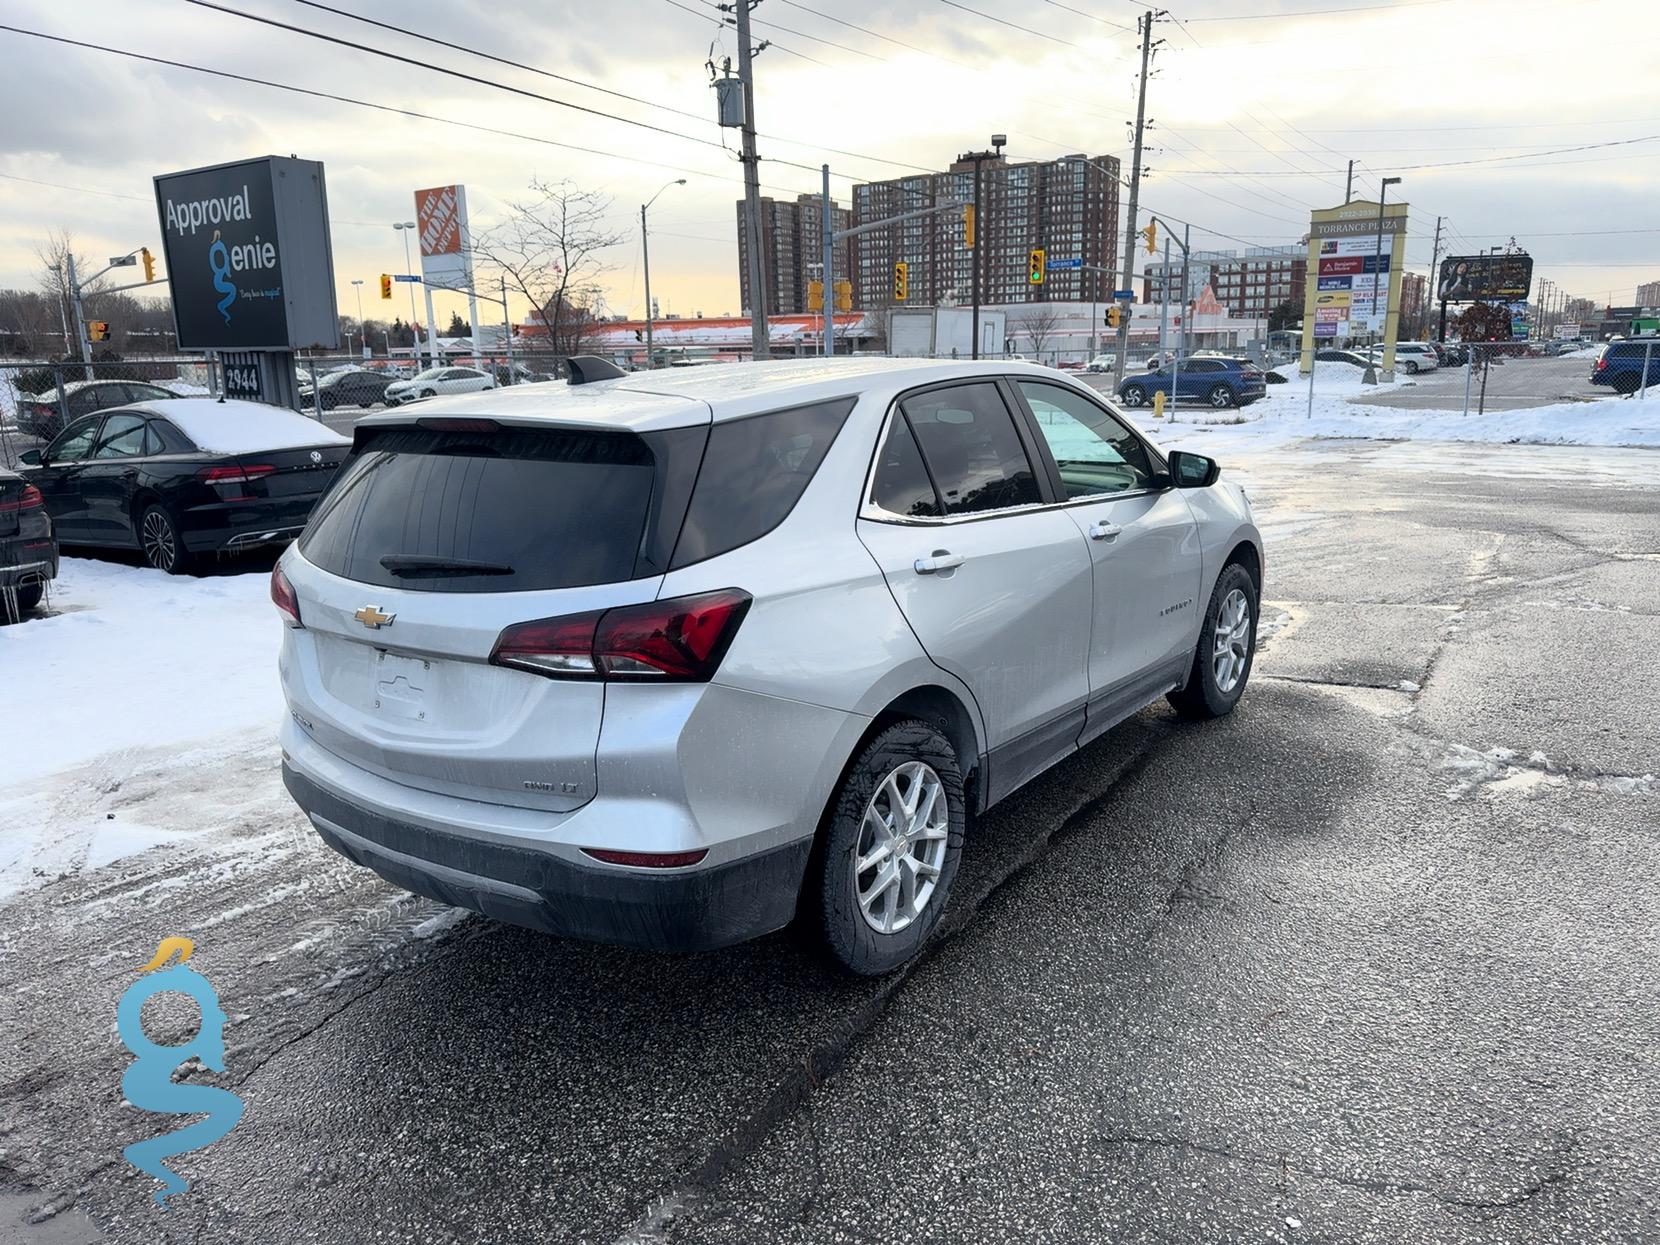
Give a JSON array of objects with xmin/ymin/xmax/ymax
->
[
  {"xmin": 1209, "ymin": 384, "xmax": 1234, "ymax": 409},
  {"xmin": 1211, "ymin": 587, "xmax": 1252, "ymax": 693},
  {"xmin": 852, "ymin": 761, "xmax": 949, "ymax": 935},
  {"xmin": 141, "ymin": 510, "xmax": 176, "ymax": 572}
]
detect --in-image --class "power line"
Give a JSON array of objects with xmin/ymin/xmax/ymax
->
[
  {"xmin": 1041, "ymin": 1, "xmax": 1135, "ymax": 32},
  {"xmin": 934, "ymin": 0, "xmax": 1088, "ymax": 48},
  {"xmin": 776, "ymin": 0, "xmax": 972, "ymax": 65},
  {"xmin": 658, "ymin": 0, "xmax": 831, "ymax": 67}
]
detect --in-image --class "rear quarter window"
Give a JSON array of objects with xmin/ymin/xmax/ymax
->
[{"xmin": 669, "ymin": 397, "xmax": 855, "ymax": 569}]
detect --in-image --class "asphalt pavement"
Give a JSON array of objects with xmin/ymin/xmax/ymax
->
[
  {"xmin": 3, "ymin": 437, "xmax": 1658, "ymax": 1244},
  {"xmin": 1346, "ymin": 353, "xmax": 1602, "ymax": 412}
]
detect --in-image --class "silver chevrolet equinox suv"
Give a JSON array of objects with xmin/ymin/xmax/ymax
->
[{"xmin": 274, "ymin": 357, "xmax": 1262, "ymax": 975}]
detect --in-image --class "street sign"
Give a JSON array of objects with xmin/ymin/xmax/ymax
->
[
  {"xmin": 393, "ymin": 273, "xmax": 421, "ymax": 283},
  {"xmin": 224, "ymin": 360, "xmax": 264, "ymax": 400},
  {"xmin": 1113, "ymin": 289, "xmax": 1134, "ymax": 300},
  {"xmin": 1045, "ymin": 257, "xmax": 1082, "ymax": 271}
]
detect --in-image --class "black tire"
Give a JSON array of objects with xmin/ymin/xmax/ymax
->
[
  {"xmin": 810, "ymin": 720, "xmax": 966, "ymax": 977},
  {"xmin": 1614, "ymin": 373, "xmax": 1640, "ymax": 395},
  {"xmin": 1121, "ymin": 385, "xmax": 1147, "ymax": 408},
  {"xmin": 138, "ymin": 504, "xmax": 193, "ymax": 575},
  {"xmin": 1405, "ymin": 360, "xmax": 1420, "ymax": 374},
  {"xmin": 1208, "ymin": 383, "xmax": 1236, "ymax": 409},
  {"xmin": 1168, "ymin": 562, "xmax": 1258, "ymax": 720}
]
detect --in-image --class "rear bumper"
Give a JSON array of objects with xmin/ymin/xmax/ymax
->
[
  {"xmin": 0, "ymin": 532, "xmax": 57, "ymax": 587},
  {"xmin": 283, "ymin": 760, "xmax": 811, "ymax": 952},
  {"xmin": 181, "ymin": 499, "xmax": 320, "ymax": 553}
]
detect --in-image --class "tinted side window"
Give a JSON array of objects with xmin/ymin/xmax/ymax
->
[
  {"xmin": 670, "ymin": 397, "xmax": 854, "ymax": 569},
  {"xmin": 869, "ymin": 414, "xmax": 940, "ymax": 519},
  {"xmin": 93, "ymin": 413, "xmax": 149, "ymax": 458},
  {"xmin": 900, "ymin": 383, "xmax": 1039, "ymax": 516},
  {"xmin": 48, "ymin": 416, "xmax": 102, "ymax": 462},
  {"xmin": 151, "ymin": 420, "xmax": 197, "ymax": 454}
]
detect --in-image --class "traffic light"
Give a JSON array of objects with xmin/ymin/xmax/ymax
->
[
  {"xmin": 141, "ymin": 247, "xmax": 155, "ymax": 283},
  {"xmin": 833, "ymin": 279, "xmax": 852, "ymax": 312},
  {"xmin": 807, "ymin": 280, "xmax": 824, "ymax": 312},
  {"xmin": 1141, "ymin": 221, "xmax": 1158, "ymax": 255},
  {"xmin": 88, "ymin": 320, "xmax": 110, "ymax": 342},
  {"xmin": 962, "ymin": 205, "xmax": 975, "ymax": 249},
  {"xmin": 1029, "ymin": 248, "xmax": 1046, "ymax": 285},
  {"xmin": 893, "ymin": 261, "xmax": 909, "ymax": 302},
  {"xmin": 380, "ymin": 273, "xmax": 393, "ymax": 299},
  {"xmin": 1105, "ymin": 305, "xmax": 1123, "ymax": 329}
]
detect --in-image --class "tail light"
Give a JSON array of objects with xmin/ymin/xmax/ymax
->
[
  {"xmin": 0, "ymin": 485, "xmax": 43, "ymax": 514},
  {"xmin": 1595, "ymin": 358, "xmax": 1608, "ymax": 371},
  {"xmin": 198, "ymin": 463, "xmax": 277, "ymax": 501},
  {"xmin": 270, "ymin": 565, "xmax": 303, "ymax": 627},
  {"xmin": 490, "ymin": 589, "xmax": 752, "ymax": 682}
]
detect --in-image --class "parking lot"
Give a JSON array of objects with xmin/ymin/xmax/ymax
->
[
  {"xmin": 1348, "ymin": 353, "xmax": 1602, "ymax": 412},
  {"xmin": 2, "ymin": 426, "xmax": 1657, "ymax": 1244}
]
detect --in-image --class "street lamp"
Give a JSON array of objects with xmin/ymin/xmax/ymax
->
[
  {"xmin": 349, "ymin": 278, "xmax": 365, "ymax": 357},
  {"xmin": 641, "ymin": 179, "xmax": 686, "ymax": 370},
  {"xmin": 392, "ymin": 221, "xmax": 423, "ymax": 368},
  {"xmin": 960, "ymin": 134, "xmax": 1006, "ymax": 360},
  {"xmin": 1372, "ymin": 176, "xmax": 1402, "ymax": 374}
]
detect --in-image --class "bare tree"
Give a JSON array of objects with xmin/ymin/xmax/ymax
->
[
  {"xmin": 471, "ymin": 180, "xmax": 625, "ymax": 357},
  {"xmin": 1012, "ymin": 306, "xmax": 1065, "ymax": 358}
]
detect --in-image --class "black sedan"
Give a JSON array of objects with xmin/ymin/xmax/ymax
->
[
  {"xmin": 18, "ymin": 379, "xmax": 179, "ymax": 441},
  {"xmin": 0, "ymin": 466, "xmax": 57, "ymax": 616},
  {"xmin": 17, "ymin": 399, "xmax": 349, "ymax": 574},
  {"xmin": 300, "ymin": 368, "xmax": 394, "ymax": 411}
]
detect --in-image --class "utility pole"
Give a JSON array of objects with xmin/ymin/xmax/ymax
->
[
  {"xmin": 821, "ymin": 163, "xmax": 833, "ymax": 358},
  {"xmin": 1116, "ymin": 9, "xmax": 1162, "ymax": 379},
  {"xmin": 1428, "ymin": 215, "xmax": 1444, "ymax": 340},
  {"xmin": 1345, "ymin": 160, "xmax": 1355, "ymax": 204},
  {"xmin": 959, "ymin": 137, "xmax": 1005, "ymax": 360},
  {"xmin": 733, "ymin": 0, "xmax": 770, "ymax": 360}
]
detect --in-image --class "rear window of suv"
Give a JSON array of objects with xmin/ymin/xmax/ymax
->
[{"xmin": 300, "ymin": 426, "xmax": 665, "ymax": 593}]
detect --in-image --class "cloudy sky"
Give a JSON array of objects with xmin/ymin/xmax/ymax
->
[{"xmin": 2, "ymin": 0, "xmax": 1656, "ymax": 331}]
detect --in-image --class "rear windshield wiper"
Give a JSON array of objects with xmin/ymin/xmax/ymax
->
[{"xmin": 379, "ymin": 554, "xmax": 514, "ymax": 578}]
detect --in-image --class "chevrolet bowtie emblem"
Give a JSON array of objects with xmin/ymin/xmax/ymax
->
[{"xmin": 354, "ymin": 605, "xmax": 395, "ymax": 629}]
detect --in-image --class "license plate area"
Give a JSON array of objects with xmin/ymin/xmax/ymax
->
[{"xmin": 372, "ymin": 650, "xmax": 430, "ymax": 722}]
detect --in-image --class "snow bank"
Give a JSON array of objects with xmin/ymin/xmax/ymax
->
[{"xmin": 0, "ymin": 558, "xmax": 285, "ymax": 785}]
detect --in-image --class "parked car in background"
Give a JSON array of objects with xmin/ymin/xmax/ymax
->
[
  {"xmin": 17, "ymin": 379, "xmax": 179, "ymax": 441},
  {"xmin": 0, "ymin": 466, "xmax": 56, "ymax": 617},
  {"xmin": 1314, "ymin": 349, "xmax": 1374, "ymax": 368},
  {"xmin": 383, "ymin": 366, "xmax": 496, "ymax": 406},
  {"xmin": 1375, "ymin": 342, "xmax": 1440, "ymax": 374},
  {"xmin": 1083, "ymin": 355, "xmax": 1117, "ymax": 374},
  {"xmin": 273, "ymin": 358, "xmax": 1263, "ymax": 974},
  {"xmin": 18, "ymin": 399, "xmax": 350, "ymax": 574},
  {"xmin": 1591, "ymin": 338, "xmax": 1660, "ymax": 394},
  {"xmin": 301, "ymin": 369, "xmax": 394, "ymax": 411},
  {"xmin": 1117, "ymin": 356, "xmax": 1267, "ymax": 409}
]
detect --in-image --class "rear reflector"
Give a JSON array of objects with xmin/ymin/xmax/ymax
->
[
  {"xmin": 270, "ymin": 565, "xmax": 303, "ymax": 627},
  {"xmin": 490, "ymin": 589, "xmax": 752, "ymax": 682},
  {"xmin": 582, "ymin": 847, "xmax": 709, "ymax": 869}
]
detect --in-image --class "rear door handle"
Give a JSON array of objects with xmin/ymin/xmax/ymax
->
[
  {"xmin": 1088, "ymin": 522, "xmax": 1123, "ymax": 542},
  {"xmin": 913, "ymin": 550, "xmax": 966, "ymax": 575}
]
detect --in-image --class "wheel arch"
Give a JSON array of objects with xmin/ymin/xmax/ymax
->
[
  {"xmin": 128, "ymin": 486, "xmax": 168, "ymax": 547},
  {"xmin": 1223, "ymin": 537, "xmax": 1261, "ymax": 594}
]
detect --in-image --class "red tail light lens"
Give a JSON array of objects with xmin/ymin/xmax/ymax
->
[
  {"xmin": 270, "ymin": 565, "xmax": 303, "ymax": 627},
  {"xmin": 490, "ymin": 589, "xmax": 751, "ymax": 682},
  {"xmin": 1595, "ymin": 358, "xmax": 1607, "ymax": 370},
  {"xmin": 0, "ymin": 485, "xmax": 43, "ymax": 513},
  {"xmin": 490, "ymin": 611, "xmax": 602, "ymax": 677}
]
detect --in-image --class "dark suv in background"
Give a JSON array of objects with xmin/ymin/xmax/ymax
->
[
  {"xmin": 1117, "ymin": 356, "xmax": 1267, "ymax": 410},
  {"xmin": 17, "ymin": 380, "xmax": 178, "ymax": 440},
  {"xmin": 1591, "ymin": 339, "xmax": 1660, "ymax": 394}
]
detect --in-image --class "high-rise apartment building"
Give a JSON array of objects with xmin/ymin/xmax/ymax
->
[
  {"xmin": 847, "ymin": 152, "xmax": 1121, "ymax": 311},
  {"xmin": 1142, "ymin": 247, "xmax": 1307, "ymax": 322},
  {"xmin": 735, "ymin": 194, "xmax": 851, "ymax": 315}
]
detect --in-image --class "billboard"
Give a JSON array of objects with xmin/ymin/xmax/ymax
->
[
  {"xmin": 153, "ymin": 156, "xmax": 339, "ymax": 351},
  {"xmin": 1436, "ymin": 254, "xmax": 1534, "ymax": 303},
  {"xmin": 415, "ymin": 184, "xmax": 473, "ymax": 291},
  {"xmin": 1298, "ymin": 197, "xmax": 1408, "ymax": 373}
]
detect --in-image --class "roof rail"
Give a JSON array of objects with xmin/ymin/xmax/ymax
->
[{"xmin": 566, "ymin": 355, "xmax": 626, "ymax": 385}]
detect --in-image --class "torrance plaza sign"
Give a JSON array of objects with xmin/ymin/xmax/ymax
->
[{"xmin": 1298, "ymin": 198, "xmax": 1410, "ymax": 377}]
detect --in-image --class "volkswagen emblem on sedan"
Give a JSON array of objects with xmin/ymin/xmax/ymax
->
[
  {"xmin": 354, "ymin": 605, "xmax": 395, "ymax": 629},
  {"xmin": 309, "ymin": 450, "xmax": 323, "ymax": 464}
]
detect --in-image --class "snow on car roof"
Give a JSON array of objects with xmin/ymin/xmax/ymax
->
[{"xmin": 136, "ymin": 399, "xmax": 349, "ymax": 455}]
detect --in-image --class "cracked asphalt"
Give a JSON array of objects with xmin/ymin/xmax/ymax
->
[{"xmin": 3, "ymin": 436, "xmax": 1658, "ymax": 1245}]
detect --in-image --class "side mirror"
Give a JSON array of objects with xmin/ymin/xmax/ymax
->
[
  {"xmin": 1167, "ymin": 450, "xmax": 1220, "ymax": 489},
  {"xmin": 19, "ymin": 449, "xmax": 43, "ymax": 467}
]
